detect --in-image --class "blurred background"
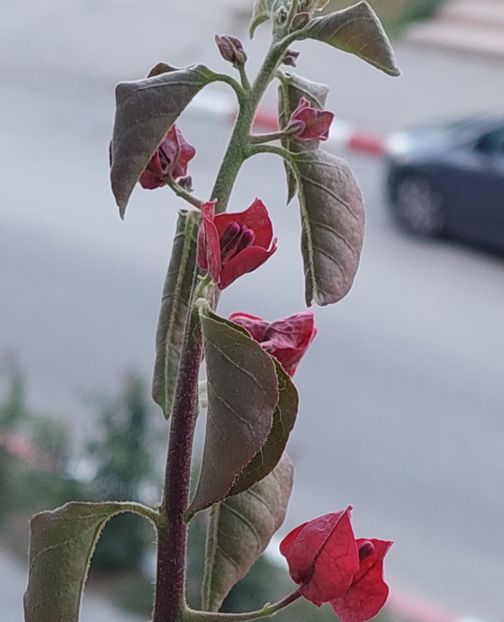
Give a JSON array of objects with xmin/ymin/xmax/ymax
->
[{"xmin": 1, "ymin": 0, "xmax": 504, "ymax": 621}]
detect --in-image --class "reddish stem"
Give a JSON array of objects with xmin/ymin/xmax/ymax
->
[{"xmin": 153, "ymin": 309, "xmax": 202, "ymax": 622}]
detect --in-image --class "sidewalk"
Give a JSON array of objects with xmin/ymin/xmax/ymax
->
[{"xmin": 406, "ymin": 0, "xmax": 504, "ymax": 58}]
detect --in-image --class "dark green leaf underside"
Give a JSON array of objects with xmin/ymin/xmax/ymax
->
[
  {"xmin": 24, "ymin": 502, "xmax": 153, "ymax": 622},
  {"xmin": 230, "ymin": 361, "xmax": 298, "ymax": 496},
  {"xmin": 293, "ymin": 150, "xmax": 365, "ymax": 306},
  {"xmin": 110, "ymin": 64, "xmax": 215, "ymax": 216},
  {"xmin": 249, "ymin": 0, "xmax": 284, "ymax": 38},
  {"xmin": 188, "ymin": 310, "xmax": 279, "ymax": 515},
  {"xmin": 152, "ymin": 210, "xmax": 200, "ymax": 419},
  {"xmin": 278, "ymin": 72, "xmax": 330, "ymax": 203},
  {"xmin": 203, "ymin": 454, "xmax": 294, "ymax": 611},
  {"xmin": 303, "ymin": 1, "xmax": 400, "ymax": 77}
]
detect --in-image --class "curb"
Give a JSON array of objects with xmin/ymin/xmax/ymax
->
[{"xmin": 189, "ymin": 90, "xmax": 388, "ymax": 157}]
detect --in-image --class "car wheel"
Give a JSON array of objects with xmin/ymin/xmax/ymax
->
[{"xmin": 391, "ymin": 175, "xmax": 446, "ymax": 237}]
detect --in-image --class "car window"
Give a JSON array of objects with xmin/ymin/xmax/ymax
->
[{"xmin": 477, "ymin": 128, "xmax": 504, "ymax": 155}]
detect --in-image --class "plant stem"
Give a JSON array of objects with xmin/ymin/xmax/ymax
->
[
  {"xmin": 211, "ymin": 34, "xmax": 297, "ymax": 212},
  {"xmin": 247, "ymin": 143, "xmax": 295, "ymax": 164},
  {"xmin": 238, "ymin": 64, "xmax": 251, "ymax": 92},
  {"xmin": 211, "ymin": 102, "xmax": 253, "ymax": 212},
  {"xmin": 168, "ymin": 179, "xmax": 203, "ymax": 209},
  {"xmin": 153, "ymin": 308, "xmax": 203, "ymax": 622},
  {"xmin": 154, "ymin": 26, "xmax": 304, "ymax": 622},
  {"xmin": 250, "ymin": 128, "xmax": 297, "ymax": 144},
  {"xmin": 185, "ymin": 590, "xmax": 302, "ymax": 622}
]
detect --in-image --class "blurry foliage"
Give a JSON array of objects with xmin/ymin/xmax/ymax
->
[
  {"xmin": 325, "ymin": 0, "xmax": 445, "ymax": 35},
  {"xmin": 86, "ymin": 373, "xmax": 158, "ymax": 573},
  {"xmin": 0, "ymin": 363, "xmax": 395, "ymax": 620},
  {"xmin": 0, "ymin": 353, "xmax": 28, "ymax": 430},
  {"xmin": 0, "ymin": 355, "xmax": 80, "ymax": 545}
]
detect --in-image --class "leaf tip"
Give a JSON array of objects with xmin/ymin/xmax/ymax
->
[{"xmin": 389, "ymin": 64, "xmax": 401, "ymax": 78}]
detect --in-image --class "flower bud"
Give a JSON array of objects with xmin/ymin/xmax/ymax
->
[
  {"xmin": 177, "ymin": 176, "xmax": 193, "ymax": 192},
  {"xmin": 276, "ymin": 6, "xmax": 289, "ymax": 23},
  {"xmin": 215, "ymin": 34, "xmax": 247, "ymax": 68},
  {"xmin": 282, "ymin": 49, "xmax": 300, "ymax": 67}
]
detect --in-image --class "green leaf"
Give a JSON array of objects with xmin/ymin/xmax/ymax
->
[
  {"xmin": 147, "ymin": 62, "xmax": 178, "ymax": 77},
  {"xmin": 203, "ymin": 454, "xmax": 294, "ymax": 611},
  {"xmin": 24, "ymin": 502, "xmax": 156, "ymax": 622},
  {"xmin": 147, "ymin": 62, "xmax": 180, "ymax": 78},
  {"xmin": 293, "ymin": 149, "xmax": 365, "ymax": 306},
  {"xmin": 188, "ymin": 310, "xmax": 279, "ymax": 516},
  {"xmin": 249, "ymin": 0, "xmax": 288, "ymax": 37},
  {"xmin": 110, "ymin": 64, "xmax": 215, "ymax": 217},
  {"xmin": 152, "ymin": 210, "xmax": 199, "ymax": 419},
  {"xmin": 301, "ymin": 1, "xmax": 400, "ymax": 77},
  {"xmin": 303, "ymin": 0, "xmax": 330, "ymax": 15},
  {"xmin": 230, "ymin": 361, "xmax": 298, "ymax": 496},
  {"xmin": 249, "ymin": 0, "xmax": 275, "ymax": 37},
  {"xmin": 278, "ymin": 72, "xmax": 329, "ymax": 202}
]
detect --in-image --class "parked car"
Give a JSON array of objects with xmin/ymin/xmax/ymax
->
[{"xmin": 386, "ymin": 115, "xmax": 504, "ymax": 250}]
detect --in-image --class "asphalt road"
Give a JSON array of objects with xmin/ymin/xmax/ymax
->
[{"xmin": 2, "ymin": 2, "xmax": 504, "ymax": 621}]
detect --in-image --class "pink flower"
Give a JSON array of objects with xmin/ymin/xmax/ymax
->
[
  {"xmin": 288, "ymin": 96, "xmax": 334, "ymax": 141},
  {"xmin": 139, "ymin": 126, "xmax": 195, "ymax": 189},
  {"xmin": 197, "ymin": 199, "xmax": 277, "ymax": 290},
  {"xmin": 280, "ymin": 508, "xmax": 392, "ymax": 622},
  {"xmin": 228, "ymin": 311, "xmax": 317, "ymax": 376}
]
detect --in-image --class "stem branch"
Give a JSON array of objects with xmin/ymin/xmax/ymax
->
[
  {"xmin": 250, "ymin": 128, "xmax": 298, "ymax": 144},
  {"xmin": 247, "ymin": 143, "xmax": 295, "ymax": 164},
  {"xmin": 153, "ymin": 22, "xmax": 307, "ymax": 622},
  {"xmin": 168, "ymin": 179, "xmax": 203, "ymax": 209},
  {"xmin": 185, "ymin": 590, "xmax": 302, "ymax": 622}
]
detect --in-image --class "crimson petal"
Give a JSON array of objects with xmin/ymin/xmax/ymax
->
[
  {"xmin": 213, "ymin": 198, "xmax": 273, "ymax": 249},
  {"xmin": 218, "ymin": 241, "xmax": 277, "ymax": 289},
  {"xmin": 331, "ymin": 539, "xmax": 392, "ymax": 622}
]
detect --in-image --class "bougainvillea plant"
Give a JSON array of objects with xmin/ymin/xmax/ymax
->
[{"xmin": 23, "ymin": 2, "xmax": 399, "ymax": 621}]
